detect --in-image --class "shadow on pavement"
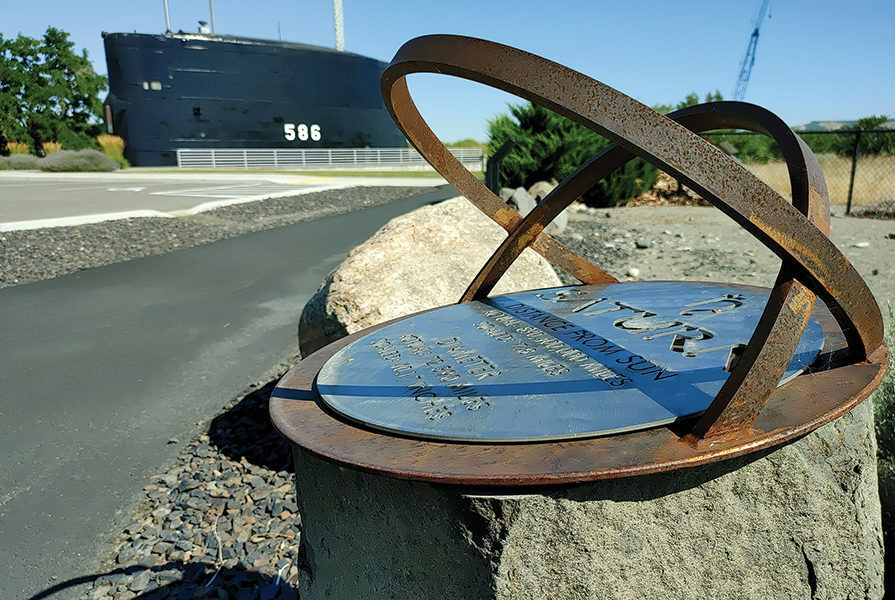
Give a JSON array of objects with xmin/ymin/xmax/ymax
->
[
  {"xmin": 208, "ymin": 379, "xmax": 294, "ymax": 474},
  {"xmin": 26, "ymin": 560, "xmax": 297, "ymax": 600}
]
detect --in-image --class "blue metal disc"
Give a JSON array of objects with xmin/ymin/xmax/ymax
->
[{"xmin": 315, "ymin": 282, "xmax": 827, "ymax": 442}]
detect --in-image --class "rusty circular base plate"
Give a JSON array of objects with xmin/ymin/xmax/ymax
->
[{"xmin": 270, "ymin": 283, "xmax": 887, "ymax": 487}]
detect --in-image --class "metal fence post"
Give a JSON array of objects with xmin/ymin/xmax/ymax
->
[
  {"xmin": 486, "ymin": 139, "xmax": 517, "ymax": 193},
  {"xmin": 846, "ymin": 131, "xmax": 861, "ymax": 215}
]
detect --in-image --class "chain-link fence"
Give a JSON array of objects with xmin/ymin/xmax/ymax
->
[{"xmin": 703, "ymin": 129, "xmax": 895, "ymax": 213}]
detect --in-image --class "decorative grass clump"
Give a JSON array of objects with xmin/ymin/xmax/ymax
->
[
  {"xmin": 97, "ymin": 134, "xmax": 129, "ymax": 169},
  {"xmin": 0, "ymin": 154, "xmax": 40, "ymax": 169},
  {"xmin": 41, "ymin": 141, "xmax": 63, "ymax": 155},
  {"xmin": 5, "ymin": 141, "xmax": 32, "ymax": 155},
  {"xmin": 39, "ymin": 149, "xmax": 118, "ymax": 172}
]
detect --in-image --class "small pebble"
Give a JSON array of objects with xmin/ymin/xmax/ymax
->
[
  {"xmin": 852, "ymin": 242, "xmax": 870, "ymax": 248},
  {"xmin": 627, "ymin": 267, "xmax": 641, "ymax": 278}
]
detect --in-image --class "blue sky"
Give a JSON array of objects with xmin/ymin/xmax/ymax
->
[{"xmin": 2, "ymin": 0, "xmax": 892, "ymax": 142}]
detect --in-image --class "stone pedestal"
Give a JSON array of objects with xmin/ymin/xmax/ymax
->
[{"xmin": 292, "ymin": 400, "xmax": 883, "ymax": 600}]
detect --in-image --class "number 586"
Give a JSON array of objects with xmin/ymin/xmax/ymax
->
[{"xmin": 284, "ymin": 123, "xmax": 321, "ymax": 141}]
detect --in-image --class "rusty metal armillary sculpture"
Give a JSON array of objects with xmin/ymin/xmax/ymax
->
[{"xmin": 270, "ymin": 36, "xmax": 888, "ymax": 485}]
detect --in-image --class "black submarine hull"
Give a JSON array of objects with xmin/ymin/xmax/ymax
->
[{"xmin": 102, "ymin": 32, "xmax": 406, "ymax": 166}]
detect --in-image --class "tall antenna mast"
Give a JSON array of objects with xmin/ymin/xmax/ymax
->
[
  {"xmin": 209, "ymin": 0, "xmax": 217, "ymax": 35},
  {"xmin": 333, "ymin": 0, "xmax": 345, "ymax": 51},
  {"xmin": 163, "ymin": 0, "xmax": 172, "ymax": 33},
  {"xmin": 732, "ymin": 0, "xmax": 770, "ymax": 101}
]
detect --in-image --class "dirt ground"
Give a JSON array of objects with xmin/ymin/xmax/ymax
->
[{"xmin": 557, "ymin": 205, "xmax": 895, "ymax": 324}]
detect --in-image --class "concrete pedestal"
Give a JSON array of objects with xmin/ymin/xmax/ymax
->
[{"xmin": 291, "ymin": 400, "xmax": 883, "ymax": 600}]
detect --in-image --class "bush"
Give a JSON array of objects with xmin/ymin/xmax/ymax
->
[
  {"xmin": 447, "ymin": 138, "xmax": 485, "ymax": 150},
  {"xmin": 97, "ymin": 134, "xmax": 129, "ymax": 169},
  {"xmin": 38, "ymin": 149, "xmax": 117, "ymax": 172},
  {"xmin": 5, "ymin": 141, "xmax": 31, "ymax": 155},
  {"xmin": 41, "ymin": 141, "xmax": 62, "ymax": 155},
  {"xmin": 0, "ymin": 154, "xmax": 39, "ymax": 169},
  {"xmin": 487, "ymin": 102, "xmax": 656, "ymax": 207}
]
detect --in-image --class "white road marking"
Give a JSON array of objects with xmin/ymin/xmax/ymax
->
[
  {"xmin": 0, "ymin": 182, "xmax": 351, "ymax": 231},
  {"xmin": 152, "ymin": 183, "xmax": 315, "ymax": 199},
  {"xmin": 0, "ymin": 210, "xmax": 175, "ymax": 232}
]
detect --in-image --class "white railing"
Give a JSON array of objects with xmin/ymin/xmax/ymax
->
[{"xmin": 175, "ymin": 147, "xmax": 485, "ymax": 171}]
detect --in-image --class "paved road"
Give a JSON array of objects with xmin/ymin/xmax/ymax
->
[
  {"xmin": 0, "ymin": 171, "xmax": 446, "ymax": 230},
  {"xmin": 0, "ymin": 185, "xmax": 455, "ymax": 600}
]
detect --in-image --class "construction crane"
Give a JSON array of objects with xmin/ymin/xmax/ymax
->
[{"xmin": 732, "ymin": 0, "xmax": 771, "ymax": 101}]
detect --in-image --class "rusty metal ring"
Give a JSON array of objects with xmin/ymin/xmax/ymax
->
[
  {"xmin": 264, "ymin": 36, "xmax": 889, "ymax": 486},
  {"xmin": 380, "ymin": 35, "xmax": 883, "ymax": 368},
  {"xmin": 458, "ymin": 101, "xmax": 831, "ymax": 439}
]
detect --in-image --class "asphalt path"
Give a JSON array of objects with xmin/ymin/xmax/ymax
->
[
  {"xmin": 0, "ymin": 172, "xmax": 446, "ymax": 230},
  {"xmin": 0, "ymin": 185, "xmax": 455, "ymax": 600}
]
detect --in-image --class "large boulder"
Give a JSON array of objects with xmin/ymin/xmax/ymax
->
[
  {"xmin": 294, "ymin": 399, "xmax": 883, "ymax": 599},
  {"xmin": 298, "ymin": 197, "xmax": 562, "ymax": 356}
]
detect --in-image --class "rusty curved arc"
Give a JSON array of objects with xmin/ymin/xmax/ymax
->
[
  {"xmin": 380, "ymin": 34, "xmax": 882, "ymax": 362},
  {"xmin": 382, "ymin": 75, "xmax": 618, "ymax": 289},
  {"xmin": 461, "ymin": 101, "xmax": 827, "ymax": 303}
]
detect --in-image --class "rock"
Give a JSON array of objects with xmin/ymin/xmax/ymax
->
[
  {"xmin": 626, "ymin": 267, "xmax": 641, "ymax": 278},
  {"xmin": 498, "ymin": 187, "xmax": 515, "ymax": 202},
  {"xmin": 128, "ymin": 570, "xmax": 151, "ymax": 593},
  {"xmin": 653, "ymin": 172, "xmax": 679, "ymax": 194},
  {"xmin": 546, "ymin": 208, "xmax": 568, "ymax": 235},
  {"xmin": 293, "ymin": 400, "xmax": 882, "ymax": 599},
  {"xmin": 528, "ymin": 180, "xmax": 557, "ymax": 202},
  {"xmin": 852, "ymin": 242, "xmax": 870, "ymax": 248},
  {"xmin": 886, "ymin": 232, "xmax": 895, "ymax": 239},
  {"xmin": 630, "ymin": 172, "xmax": 708, "ymax": 207},
  {"xmin": 507, "ymin": 187, "xmax": 536, "ymax": 217},
  {"xmin": 635, "ymin": 239, "xmax": 651, "ymax": 249},
  {"xmin": 298, "ymin": 197, "xmax": 562, "ymax": 356}
]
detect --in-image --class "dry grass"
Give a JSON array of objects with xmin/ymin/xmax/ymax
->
[
  {"xmin": 41, "ymin": 141, "xmax": 62, "ymax": 155},
  {"xmin": 5, "ymin": 141, "xmax": 31, "ymax": 155},
  {"xmin": 745, "ymin": 155, "xmax": 895, "ymax": 207},
  {"xmin": 97, "ymin": 134, "xmax": 125, "ymax": 153},
  {"xmin": 97, "ymin": 134, "xmax": 128, "ymax": 169}
]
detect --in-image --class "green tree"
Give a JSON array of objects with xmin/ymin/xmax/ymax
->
[
  {"xmin": 487, "ymin": 102, "xmax": 656, "ymax": 207},
  {"xmin": 653, "ymin": 90, "xmax": 723, "ymax": 115},
  {"xmin": 0, "ymin": 27, "xmax": 107, "ymax": 153},
  {"xmin": 832, "ymin": 115, "xmax": 893, "ymax": 157}
]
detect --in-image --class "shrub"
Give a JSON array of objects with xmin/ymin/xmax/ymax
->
[
  {"xmin": 0, "ymin": 154, "xmax": 39, "ymax": 169},
  {"xmin": 38, "ymin": 149, "xmax": 117, "ymax": 172},
  {"xmin": 5, "ymin": 141, "xmax": 31, "ymax": 155},
  {"xmin": 447, "ymin": 138, "xmax": 485, "ymax": 150},
  {"xmin": 487, "ymin": 102, "xmax": 656, "ymax": 207},
  {"xmin": 41, "ymin": 141, "xmax": 62, "ymax": 155},
  {"xmin": 97, "ymin": 134, "xmax": 129, "ymax": 169}
]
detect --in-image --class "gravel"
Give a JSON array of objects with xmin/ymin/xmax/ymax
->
[
  {"xmin": 80, "ymin": 370, "xmax": 303, "ymax": 600},
  {"xmin": 3, "ymin": 190, "xmax": 889, "ymax": 600},
  {"xmin": 554, "ymin": 204, "xmax": 895, "ymax": 317},
  {"xmin": 0, "ymin": 186, "xmax": 430, "ymax": 288}
]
